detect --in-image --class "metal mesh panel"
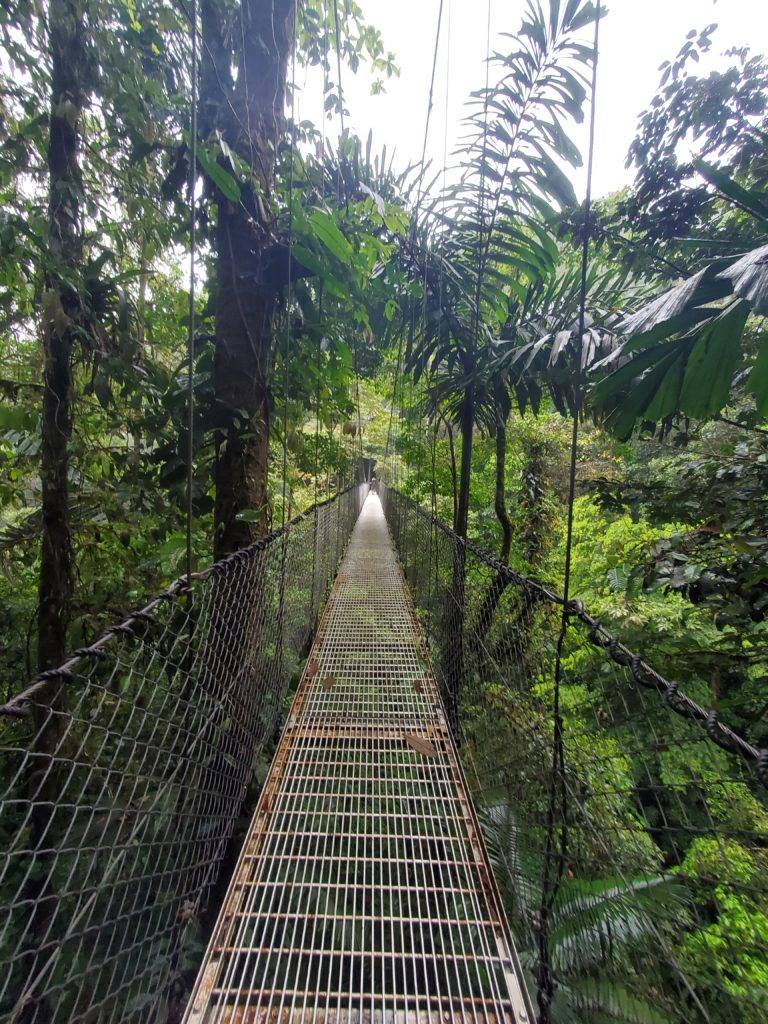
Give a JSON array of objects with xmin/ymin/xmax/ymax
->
[
  {"xmin": 0, "ymin": 483, "xmax": 367, "ymax": 1024},
  {"xmin": 381, "ymin": 485, "xmax": 768, "ymax": 1024},
  {"xmin": 183, "ymin": 493, "xmax": 533, "ymax": 1024}
]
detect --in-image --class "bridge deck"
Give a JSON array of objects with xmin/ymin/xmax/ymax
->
[{"xmin": 184, "ymin": 494, "xmax": 531, "ymax": 1024}]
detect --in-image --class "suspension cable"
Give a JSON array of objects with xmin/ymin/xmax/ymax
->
[
  {"xmin": 314, "ymin": 0, "xmax": 328, "ymax": 514},
  {"xmin": 352, "ymin": 333, "xmax": 363, "ymax": 470},
  {"xmin": 311, "ymin": 290, "xmax": 322, "ymax": 617},
  {"xmin": 472, "ymin": 0, "xmax": 493, "ymax": 335},
  {"xmin": 389, "ymin": 0, "xmax": 445, "ymax": 486},
  {"xmin": 415, "ymin": 0, "xmax": 445, "ymax": 221},
  {"xmin": 411, "ymin": 0, "xmax": 445, "ymax": 496},
  {"xmin": 331, "ymin": 0, "xmax": 346, "ymax": 142},
  {"xmin": 185, "ymin": 0, "xmax": 198, "ymax": 588},
  {"xmin": 537, "ymin": 5, "xmax": 601, "ymax": 1022},
  {"xmin": 425, "ymin": 0, "xmax": 451, "ymax": 621},
  {"xmin": 280, "ymin": 4, "xmax": 298, "ymax": 529},
  {"xmin": 385, "ymin": 331, "xmax": 405, "ymax": 477}
]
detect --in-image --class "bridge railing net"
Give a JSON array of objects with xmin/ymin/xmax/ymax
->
[
  {"xmin": 381, "ymin": 484, "xmax": 768, "ymax": 1024},
  {"xmin": 0, "ymin": 482, "xmax": 367, "ymax": 1024}
]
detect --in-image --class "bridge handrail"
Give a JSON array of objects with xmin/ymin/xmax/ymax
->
[
  {"xmin": 0, "ymin": 482, "xmax": 367, "ymax": 721},
  {"xmin": 381, "ymin": 484, "xmax": 768, "ymax": 786},
  {"xmin": 0, "ymin": 481, "xmax": 368, "ymax": 1023}
]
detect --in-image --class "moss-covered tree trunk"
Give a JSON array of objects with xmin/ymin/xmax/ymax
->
[
  {"xmin": 470, "ymin": 427, "xmax": 552, "ymax": 654},
  {"xmin": 21, "ymin": 5, "xmax": 88, "ymax": 1020},
  {"xmin": 466, "ymin": 418, "xmax": 515, "ymax": 650},
  {"xmin": 37, "ymin": 0, "xmax": 87, "ymax": 673},
  {"xmin": 204, "ymin": 0, "xmax": 295, "ymax": 559},
  {"xmin": 213, "ymin": 203, "xmax": 274, "ymax": 557}
]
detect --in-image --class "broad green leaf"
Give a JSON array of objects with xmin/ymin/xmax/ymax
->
[
  {"xmin": 0, "ymin": 405, "xmax": 38, "ymax": 432},
  {"xmin": 592, "ymin": 343, "xmax": 677, "ymax": 404},
  {"xmin": 696, "ymin": 159, "xmax": 768, "ymax": 223},
  {"xmin": 309, "ymin": 210, "xmax": 353, "ymax": 263},
  {"xmin": 292, "ymin": 245, "xmax": 347, "ymax": 297},
  {"xmin": 620, "ymin": 307, "xmax": 718, "ymax": 354},
  {"xmin": 196, "ymin": 147, "xmax": 241, "ymax": 203},
  {"xmin": 604, "ymin": 348, "xmax": 685, "ymax": 440},
  {"xmin": 359, "ymin": 182, "xmax": 385, "ymax": 217},
  {"xmin": 643, "ymin": 348, "xmax": 686, "ymax": 421},
  {"xmin": 618, "ymin": 264, "xmax": 731, "ymax": 340},
  {"xmin": 679, "ymin": 300, "xmax": 749, "ymax": 419},
  {"xmin": 291, "ymin": 245, "xmax": 325, "ymax": 277},
  {"xmin": 747, "ymin": 333, "xmax": 768, "ymax": 417},
  {"xmin": 718, "ymin": 242, "xmax": 768, "ymax": 316}
]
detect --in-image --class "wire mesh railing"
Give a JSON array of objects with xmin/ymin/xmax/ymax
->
[
  {"xmin": 381, "ymin": 484, "xmax": 768, "ymax": 1024},
  {"xmin": 182, "ymin": 492, "xmax": 534, "ymax": 1024},
  {"xmin": 0, "ymin": 482, "xmax": 367, "ymax": 1024}
]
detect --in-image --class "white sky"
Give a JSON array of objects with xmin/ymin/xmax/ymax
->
[{"xmin": 296, "ymin": 0, "xmax": 768, "ymax": 201}]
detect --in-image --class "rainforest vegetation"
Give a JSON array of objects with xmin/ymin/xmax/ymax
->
[{"xmin": 1, "ymin": 0, "xmax": 767, "ymax": 1021}]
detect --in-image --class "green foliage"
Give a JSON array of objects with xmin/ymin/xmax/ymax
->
[
  {"xmin": 406, "ymin": 0, "xmax": 599, "ymax": 433},
  {"xmin": 1, "ymin": 2, "xmax": 768, "ymax": 1021},
  {"xmin": 678, "ymin": 840, "xmax": 768, "ymax": 1024},
  {"xmin": 590, "ymin": 81, "xmax": 768, "ymax": 437},
  {"xmin": 481, "ymin": 798, "xmax": 683, "ymax": 1022}
]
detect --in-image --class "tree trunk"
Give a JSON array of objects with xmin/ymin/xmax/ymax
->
[
  {"xmin": 467, "ymin": 418, "xmax": 514, "ymax": 648},
  {"xmin": 494, "ymin": 420, "xmax": 512, "ymax": 563},
  {"xmin": 38, "ymin": 0, "xmax": 86, "ymax": 672},
  {"xmin": 206, "ymin": 0, "xmax": 295, "ymax": 558},
  {"xmin": 440, "ymin": 414, "xmax": 458, "ymax": 528},
  {"xmin": 455, "ymin": 384, "xmax": 474, "ymax": 538},
  {"xmin": 212, "ymin": 203, "xmax": 273, "ymax": 557},
  {"xmin": 21, "ymin": 4, "xmax": 88, "ymax": 1019},
  {"xmin": 38, "ymin": 328, "xmax": 74, "ymax": 674},
  {"xmin": 469, "ymin": 431, "xmax": 551, "ymax": 656}
]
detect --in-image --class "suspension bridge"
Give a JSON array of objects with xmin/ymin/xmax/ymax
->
[
  {"xmin": 184, "ymin": 492, "xmax": 531, "ymax": 1024},
  {"xmin": 1, "ymin": 481, "xmax": 766, "ymax": 1024}
]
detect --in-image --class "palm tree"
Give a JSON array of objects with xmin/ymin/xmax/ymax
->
[
  {"xmin": 390, "ymin": 0, "xmax": 600, "ymax": 733},
  {"xmin": 406, "ymin": 0, "xmax": 600, "ymax": 538},
  {"xmin": 494, "ymin": 260, "xmax": 643, "ymax": 417},
  {"xmin": 441, "ymin": 258, "xmax": 643, "ymax": 649}
]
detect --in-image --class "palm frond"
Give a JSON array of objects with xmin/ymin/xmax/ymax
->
[
  {"xmin": 478, "ymin": 798, "xmax": 540, "ymax": 927},
  {"xmin": 550, "ymin": 874, "xmax": 688, "ymax": 976},
  {"xmin": 405, "ymin": 0, "xmax": 599, "ymax": 423},
  {"xmin": 563, "ymin": 976, "xmax": 673, "ymax": 1024}
]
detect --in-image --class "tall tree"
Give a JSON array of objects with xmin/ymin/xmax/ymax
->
[
  {"xmin": 198, "ymin": 0, "xmax": 396, "ymax": 556},
  {"xmin": 199, "ymin": 0, "xmax": 296, "ymax": 557},
  {"xmin": 407, "ymin": 0, "xmax": 598, "ymax": 538},
  {"xmin": 38, "ymin": 0, "xmax": 90, "ymax": 671}
]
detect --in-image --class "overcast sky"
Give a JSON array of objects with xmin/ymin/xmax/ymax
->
[{"xmin": 295, "ymin": 0, "xmax": 768, "ymax": 201}]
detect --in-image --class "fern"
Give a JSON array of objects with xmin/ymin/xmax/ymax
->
[{"xmin": 480, "ymin": 797, "xmax": 686, "ymax": 1022}]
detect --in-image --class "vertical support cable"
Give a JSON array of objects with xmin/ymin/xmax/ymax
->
[
  {"xmin": 185, "ymin": 0, "xmax": 198, "ymax": 588},
  {"xmin": 426, "ymin": 421, "xmax": 438, "ymax": 645},
  {"xmin": 310, "ymin": 296, "xmax": 322, "ymax": 624},
  {"xmin": 358, "ymin": 349, "xmax": 364, "ymax": 471},
  {"xmin": 277, "ymin": 2, "xmax": 299, "ymax": 678},
  {"xmin": 280, "ymin": 9, "xmax": 297, "ymax": 532},
  {"xmin": 311, "ymin": 2, "xmax": 330, "ymax": 616},
  {"xmin": 427, "ymin": 0, "xmax": 450, "ymax": 657},
  {"xmin": 331, "ymin": 0, "xmax": 345, "ymax": 141},
  {"xmin": 536, "ymin": 6, "xmax": 601, "ymax": 1022}
]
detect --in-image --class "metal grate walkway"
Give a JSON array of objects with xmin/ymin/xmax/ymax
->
[{"xmin": 184, "ymin": 493, "xmax": 532, "ymax": 1024}]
